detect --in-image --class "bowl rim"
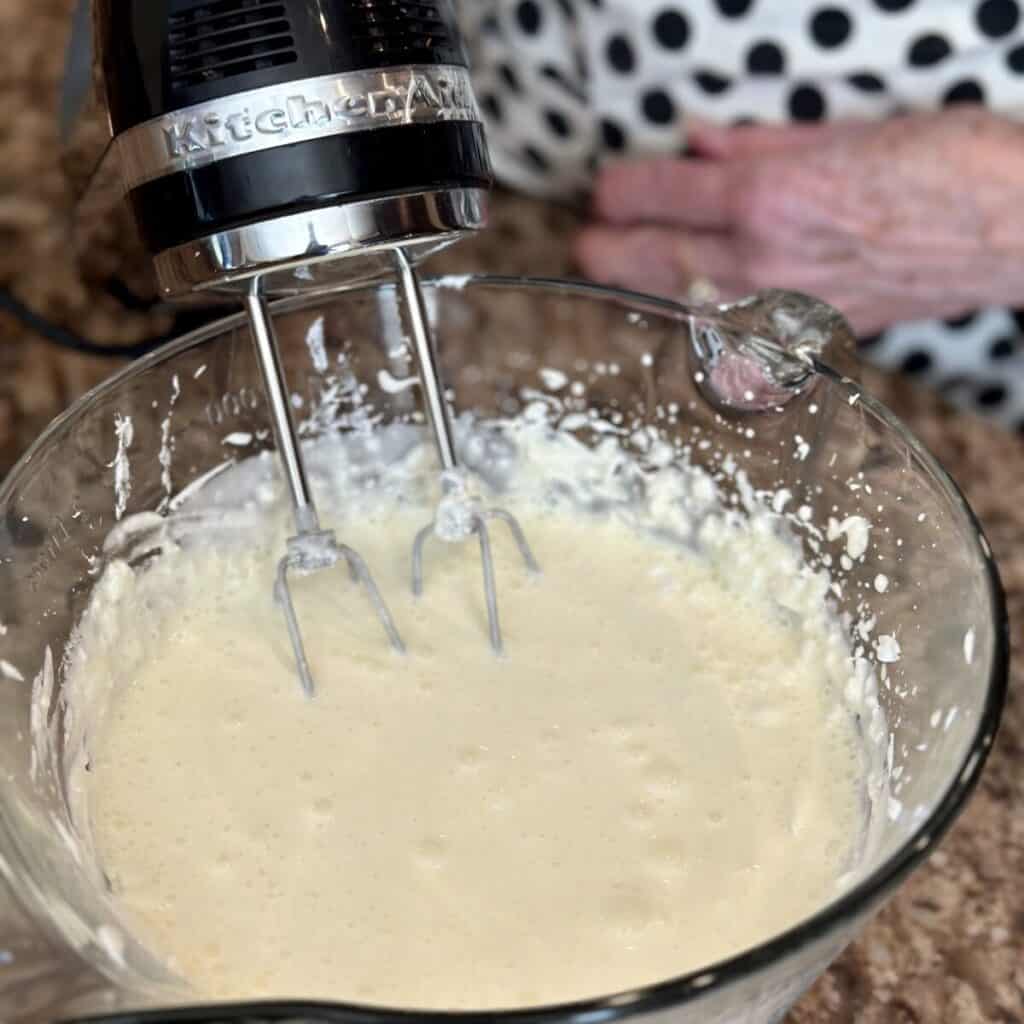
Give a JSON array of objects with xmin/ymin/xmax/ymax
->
[{"xmin": 1, "ymin": 275, "xmax": 1010, "ymax": 1022}]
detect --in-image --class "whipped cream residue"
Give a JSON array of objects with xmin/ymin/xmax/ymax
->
[{"xmin": 108, "ymin": 415, "xmax": 134, "ymax": 522}]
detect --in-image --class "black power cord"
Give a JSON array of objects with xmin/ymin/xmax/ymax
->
[{"xmin": 0, "ymin": 282, "xmax": 225, "ymax": 361}]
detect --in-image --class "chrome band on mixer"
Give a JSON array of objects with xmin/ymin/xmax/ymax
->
[
  {"xmin": 114, "ymin": 65, "xmax": 481, "ymax": 192},
  {"xmin": 153, "ymin": 188, "xmax": 487, "ymax": 295}
]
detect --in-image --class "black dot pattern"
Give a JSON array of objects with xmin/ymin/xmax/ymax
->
[
  {"xmin": 497, "ymin": 63, "xmax": 521, "ymax": 93},
  {"xmin": 600, "ymin": 118, "xmax": 627, "ymax": 150},
  {"xmin": 747, "ymin": 40, "xmax": 786, "ymax": 74},
  {"xmin": 848, "ymin": 71, "xmax": 886, "ymax": 91},
  {"xmin": 516, "ymin": 1, "xmax": 542, "ymax": 35},
  {"xmin": 990, "ymin": 337, "xmax": 1016, "ymax": 359},
  {"xmin": 789, "ymin": 83, "xmax": 827, "ymax": 120},
  {"xmin": 540, "ymin": 63, "xmax": 586, "ymax": 101},
  {"xmin": 944, "ymin": 78, "xmax": 986, "ymax": 104},
  {"xmin": 715, "ymin": 0, "xmax": 753, "ymax": 16},
  {"xmin": 908, "ymin": 33, "xmax": 952, "ymax": 66},
  {"xmin": 642, "ymin": 88, "xmax": 676, "ymax": 124},
  {"xmin": 522, "ymin": 144, "xmax": 548, "ymax": 171},
  {"xmin": 652, "ymin": 9, "xmax": 690, "ymax": 50},
  {"xmin": 545, "ymin": 108, "xmax": 573, "ymax": 137},
  {"xmin": 944, "ymin": 312, "xmax": 978, "ymax": 330},
  {"xmin": 694, "ymin": 69, "xmax": 733, "ymax": 94},
  {"xmin": 606, "ymin": 34, "xmax": 636, "ymax": 73},
  {"xmin": 467, "ymin": 0, "xmax": 1024, "ymax": 431},
  {"xmin": 977, "ymin": 0, "xmax": 1021, "ymax": 38},
  {"xmin": 978, "ymin": 383, "xmax": 1008, "ymax": 406},
  {"xmin": 480, "ymin": 93, "xmax": 502, "ymax": 122},
  {"xmin": 902, "ymin": 350, "xmax": 933, "ymax": 374},
  {"xmin": 810, "ymin": 7, "xmax": 854, "ymax": 48}
]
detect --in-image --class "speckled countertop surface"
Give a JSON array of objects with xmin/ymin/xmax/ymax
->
[{"xmin": 0, "ymin": 1, "xmax": 1021, "ymax": 1020}]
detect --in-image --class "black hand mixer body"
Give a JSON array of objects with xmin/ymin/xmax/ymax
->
[{"xmin": 96, "ymin": 0, "xmax": 493, "ymax": 295}]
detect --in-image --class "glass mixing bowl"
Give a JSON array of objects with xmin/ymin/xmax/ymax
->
[{"xmin": 0, "ymin": 278, "xmax": 1008, "ymax": 1024}]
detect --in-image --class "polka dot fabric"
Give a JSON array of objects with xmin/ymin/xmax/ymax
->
[
  {"xmin": 458, "ymin": 1, "xmax": 593, "ymax": 198},
  {"xmin": 457, "ymin": 0, "xmax": 1024, "ymax": 431}
]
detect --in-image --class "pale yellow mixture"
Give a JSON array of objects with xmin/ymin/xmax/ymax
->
[{"xmin": 71, "ymin": 432, "xmax": 871, "ymax": 1010}]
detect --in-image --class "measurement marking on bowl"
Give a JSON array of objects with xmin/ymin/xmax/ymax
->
[
  {"xmin": 26, "ymin": 505, "xmax": 105, "ymax": 592},
  {"xmin": 205, "ymin": 387, "xmax": 262, "ymax": 427}
]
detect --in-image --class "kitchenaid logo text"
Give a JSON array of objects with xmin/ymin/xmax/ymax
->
[{"xmin": 161, "ymin": 69, "xmax": 476, "ymax": 159}]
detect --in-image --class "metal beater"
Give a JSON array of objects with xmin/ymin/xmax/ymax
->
[
  {"xmin": 97, "ymin": 0, "xmax": 539, "ymax": 694},
  {"xmin": 393, "ymin": 249, "xmax": 540, "ymax": 657}
]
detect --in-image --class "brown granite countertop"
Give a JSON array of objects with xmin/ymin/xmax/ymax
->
[{"xmin": 0, "ymin": 1, "xmax": 1021, "ymax": 1020}]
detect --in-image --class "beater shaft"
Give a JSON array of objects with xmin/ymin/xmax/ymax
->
[
  {"xmin": 393, "ymin": 248, "xmax": 458, "ymax": 472},
  {"xmin": 244, "ymin": 278, "xmax": 404, "ymax": 697},
  {"xmin": 244, "ymin": 281, "xmax": 319, "ymax": 535}
]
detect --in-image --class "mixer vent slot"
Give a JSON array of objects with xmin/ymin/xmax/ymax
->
[
  {"xmin": 169, "ymin": 0, "xmax": 297, "ymax": 89},
  {"xmin": 346, "ymin": 1, "xmax": 451, "ymax": 57}
]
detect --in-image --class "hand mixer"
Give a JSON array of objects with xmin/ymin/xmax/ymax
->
[{"xmin": 95, "ymin": 0, "xmax": 538, "ymax": 696}]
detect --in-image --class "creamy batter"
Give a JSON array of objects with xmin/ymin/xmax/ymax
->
[{"xmin": 67, "ymin": 422, "xmax": 875, "ymax": 1010}]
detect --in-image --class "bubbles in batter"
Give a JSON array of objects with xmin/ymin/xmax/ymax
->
[{"xmin": 65, "ymin": 419, "xmax": 877, "ymax": 1010}]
